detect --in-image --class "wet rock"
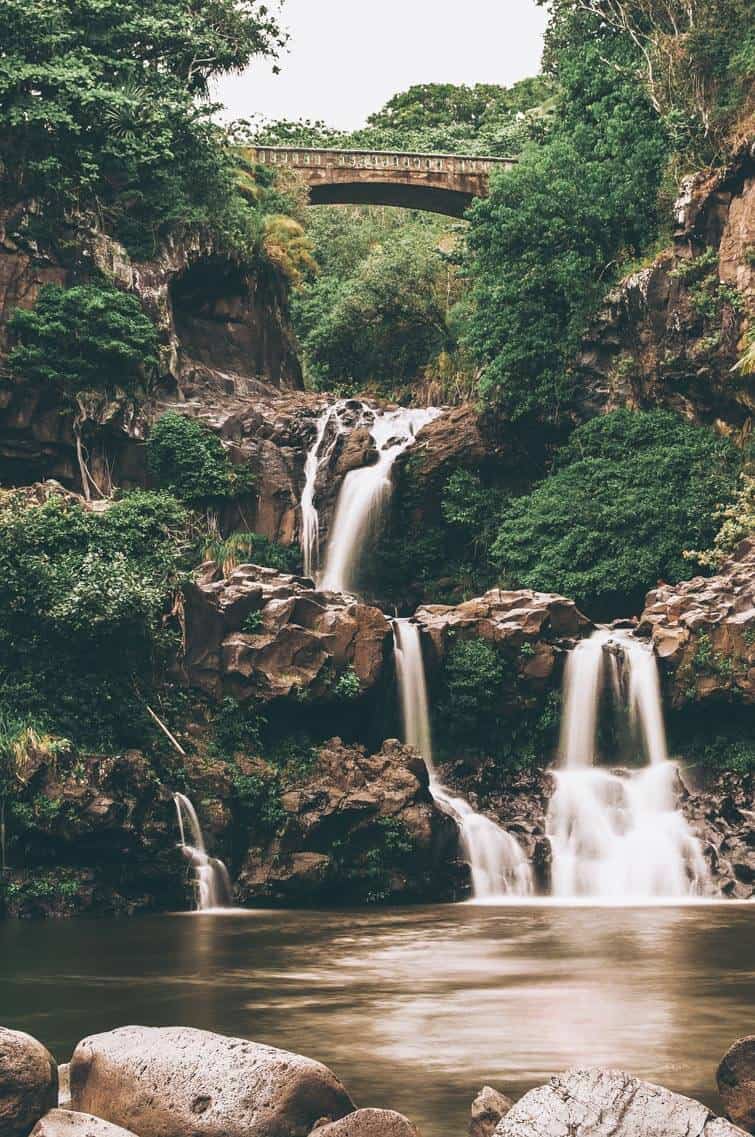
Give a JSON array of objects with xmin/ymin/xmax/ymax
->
[
  {"xmin": 494, "ymin": 1069, "xmax": 745, "ymax": 1137},
  {"xmin": 69, "ymin": 1026, "xmax": 355, "ymax": 1137},
  {"xmin": 717, "ymin": 1036, "xmax": 755, "ymax": 1133},
  {"xmin": 30, "ymin": 1110, "xmax": 138, "ymax": 1136},
  {"xmin": 312, "ymin": 1108, "xmax": 420, "ymax": 1137},
  {"xmin": 236, "ymin": 738, "xmax": 462, "ymax": 905},
  {"xmin": 638, "ymin": 540, "xmax": 755, "ymax": 706},
  {"xmin": 0, "ymin": 1026, "xmax": 58, "ymax": 1137},
  {"xmin": 184, "ymin": 564, "xmax": 390, "ymax": 703},
  {"xmin": 470, "ymin": 1086, "xmax": 513, "ymax": 1137},
  {"xmin": 335, "ymin": 427, "xmax": 378, "ymax": 475}
]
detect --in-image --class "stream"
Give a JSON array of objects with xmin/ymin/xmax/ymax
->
[{"xmin": 2, "ymin": 903, "xmax": 752, "ymax": 1136}]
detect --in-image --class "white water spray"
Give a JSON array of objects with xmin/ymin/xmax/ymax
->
[
  {"xmin": 319, "ymin": 406, "xmax": 439, "ymax": 594},
  {"xmin": 393, "ymin": 620, "xmax": 533, "ymax": 900},
  {"xmin": 547, "ymin": 630, "xmax": 710, "ymax": 900},
  {"xmin": 300, "ymin": 404, "xmax": 346, "ymax": 580},
  {"xmin": 174, "ymin": 793, "xmax": 233, "ymax": 912}
]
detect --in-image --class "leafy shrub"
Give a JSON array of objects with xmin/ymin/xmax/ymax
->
[
  {"xmin": 231, "ymin": 769, "xmax": 285, "ymax": 837},
  {"xmin": 203, "ymin": 531, "xmax": 300, "ymax": 576},
  {"xmin": 492, "ymin": 411, "xmax": 739, "ymax": 618},
  {"xmin": 0, "ymin": 490, "xmax": 189, "ymax": 748},
  {"xmin": 147, "ymin": 412, "xmax": 254, "ymax": 506},
  {"xmin": 211, "ymin": 698, "xmax": 266, "ymax": 759},
  {"xmin": 8, "ymin": 284, "xmax": 158, "ymax": 398},
  {"xmin": 442, "ymin": 639, "xmax": 506, "ymax": 737},
  {"xmin": 332, "ymin": 667, "xmax": 361, "ymax": 702}
]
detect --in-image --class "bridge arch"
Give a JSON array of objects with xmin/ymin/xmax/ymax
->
[{"xmin": 250, "ymin": 147, "xmax": 515, "ymax": 218}]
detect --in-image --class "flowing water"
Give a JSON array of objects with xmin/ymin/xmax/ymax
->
[
  {"xmin": 393, "ymin": 620, "xmax": 533, "ymax": 899},
  {"xmin": 300, "ymin": 403, "xmax": 346, "ymax": 580},
  {"xmin": 1, "ymin": 906, "xmax": 752, "ymax": 1137},
  {"xmin": 319, "ymin": 406, "xmax": 439, "ymax": 594},
  {"xmin": 547, "ymin": 630, "xmax": 711, "ymax": 900},
  {"xmin": 173, "ymin": 793, "xmax": 233, "ymax": 912}
]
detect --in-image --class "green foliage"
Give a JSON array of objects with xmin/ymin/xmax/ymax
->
[
  {"xmin": 241, "ymin": 610, "xmax": 264, "ymax": 635},
  {"xmin": 492, "ymin": 411, "xmax": 740, "ymax": 617},
  {"xmin": 203, "ymin": 531, "xmax": 300, "ymax": 577},
  {"xmin": 8, "ymin": 284, "xmax": 158, "ymax": 399},
  {"xmin": 686, "ymin": 474, "xmax": 755, "ymax": 569},
  {"xmin": 210, "ymin": 698, "xmax": 266, "ymax": 760},
  {"xmin": 0, "ymin": 490, "xmax": 190, "ymax": 748},
  {"xmin": 147, "ymin": 412, "xmax": 254, "ymax": 507},
  {"xmin": 442, "ymin": 639, "xmax": 506, "ymax": 737},
  {"xmin": 231, "ymin": 768, "xmax": 284, "ymax": 837},
  {"xmin": 293, "ymin": 216, "xmax": 454, "ymax": 394},
  {"xmin": 1, "ymin": 0, "xmax": 285, "ymax": 257},
  {"xmin": 466, "ymin": 4, "xmax": 668, "ymax": 421},
  {"xmin": 331, "ymin": 667, "xmax": 361, "ymax": 702}
]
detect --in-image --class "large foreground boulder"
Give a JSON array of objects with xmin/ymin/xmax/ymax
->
[
  {"xmin": 69, "ymin": 1026, "xmax": 355, "ymax": 1137},
  {"xmin": 0, "ymin": 1026, "xmax": 58, "ymax": 1137},
  {"xmin": 30, "ymin": 1111, "xmax": 138, "ymax": 1136},
  {"xmin": 312, "ymin": 1109, "xmax": 419, "ymax": 1137},
  {"xmin": 494, "ymin": 1069, "xmax": 746, "ymax": 1136},
  {"xmin": 718, "ymin": 1036, "xmax": 755, "ymax": 1133}
]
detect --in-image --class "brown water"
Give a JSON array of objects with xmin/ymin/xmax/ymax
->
[{"xmin": 1, "ymin": 903, "xmax": 753, "ymax": 1135}]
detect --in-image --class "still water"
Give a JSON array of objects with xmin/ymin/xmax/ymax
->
[{"xmin": 1, "ymin": 904, "xmax": 753, "ymax": 1136}]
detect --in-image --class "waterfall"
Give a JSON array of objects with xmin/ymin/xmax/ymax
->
[
  {"xmin": 174, "ymin": 793, "xmax": 233, "ymax": 912},
  {"xmin": 319, "ymin": 406, "xmax": 439, "ymax": 594},
  {"xmin": 547, "ymin": 630, "xmax": 710, "ymax": 900},
  {"xmin": 393, "ymin": 619, "xmax": 533, "ymax": 900},
  {"xmin": 300, "ymin": 404, "xmax": 345, "ymax": 581}
]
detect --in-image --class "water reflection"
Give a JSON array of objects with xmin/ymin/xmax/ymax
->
[{"xmin": 1, "ymin": 904, "xmax": 753, "ymax": 1137}]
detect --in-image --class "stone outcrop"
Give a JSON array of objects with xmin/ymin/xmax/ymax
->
[
  {"xmin": 236, "ymin": 738, "xmax": 463, "ymax": 905},
  {"xmin": 0, "ymin": 211, "xmax": 302, "ymax": 491},
  {"xmin": 184, "ymin": 563, "xmax": 391, "ymax": 704},
  {"xmin": 70, "ymin": 1026, "xmax": 355, "ymax": 1137},
  {"xmin": 638, "ymin": 540, "xmax": 755, "ymax": 706},
  {"xmin": 415, "ymin": 588, "xmax": 590, "ymax": 688},
  {"xmin": 470, "ymin": 1086, "xmax": 514, "ymax": 1137},
  {"xmin": 494, "ymin": 1069, "xmax": 746, "ymax": 1137},
  {"xmin": 682, "ymin": 771, "xmax": 755, "ymax": 898},
  {"xmin": 575, "ymin": 158, "xmax": 755, "ymax": 436},
  {"xmin": 0, "ymin": 1026, "xmax": 58, "ymax": 1137},
  {"xmin": 312, "ymin": 1109, "xmax": 420, "ymax": 1137},
  {"xmin": 31, "ymin": 1111, "xmax": 139, "ymax": 1137},
  {"xmin": 718, "ymin": 1036, "xmax": 755, "ymax": 1133}
]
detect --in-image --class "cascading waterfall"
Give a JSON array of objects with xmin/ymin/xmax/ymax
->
[
  {"xmin": 393, "ymin": 619, "xmax": 533, "ymax": 900},
  {"xmin": 319, "ymin": 406, "xmax": 439, "ymax": 594},
  {"xmin": 174, "ymin": 793, "xmax": 233, "ymax": 912},
  {"xmin": 300, "ymin": 403, "xmax": 346, "ymax": 581},
  {"xmin": 547, "ymin": 629, "xmax": 711, "ymax": 900}
]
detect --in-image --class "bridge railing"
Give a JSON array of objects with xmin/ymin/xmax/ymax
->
[{"xmin": 250, "ymin": 146, "xmax": 515, "ymax": 176}]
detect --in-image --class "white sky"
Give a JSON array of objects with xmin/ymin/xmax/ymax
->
[{"xmin": 215, "ymin": 0, "xmax": 548, "ymax": 130}]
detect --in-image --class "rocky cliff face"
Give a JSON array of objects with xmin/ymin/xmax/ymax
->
[
  {"xmin": 0, "ymin": 211, "xmax": 302, "ymax": 491},
  {"xmin": 638, "ymin": 539, "xmax": 755, "ymax": 707},
  {"xmin": 576, "ymin": 157, "xmax": 755, "ymax": 436}
]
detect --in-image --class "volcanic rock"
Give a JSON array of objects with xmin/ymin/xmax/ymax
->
[
  {"xmin": 30, "ymin": 1110, "xmax": 139, "ymax": 1136},
  {"xmin": 470, "ymin": 1086, "xmax": 514, "ymax": 1137},
  {"xmin": 312, "ymin": 1108, "xmax": 419, "ymax": 1137},
  {"xmin": 718, "ymin": 1036, "xmax": 755, "ymax": 1133},
  {"xmin": 0, "ymin": 1026, "xmax": 58, "ymax": 1137},
  {"xmin": 69, "ymin": 1026, "xmax": 355, "ymax": 1137},
  {"xmin": 494, "ymin": 1068, "xmax": 746, "ymax": 1137}
]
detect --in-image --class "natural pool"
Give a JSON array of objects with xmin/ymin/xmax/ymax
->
[{"xmin": 2, "ymin": 902, "xmax": 754, "ymax": 1135}]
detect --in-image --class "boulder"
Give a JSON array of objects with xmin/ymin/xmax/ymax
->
[
  {"xmin": 638, "ymin": 540, "xmax": 755, "ymax": 706},
  {"xmin": 184, "ymin": 564, "xmax": 390, "ymax": 703},
  {"xmin": 494, "ymin": 1069, "xmax": 745, "ymax": 1137},
  {"xmin": 70, "ymin": 1026, "xmax": 355, "ymax": 1137},
  {"xmin": 58, "ymin": 1064, "xmax": 71, "ymax": 1110},
  {"xmin": 30, "ymin": 1110, "xmax": 138, "ymax": 1136},
  {"xmin": 0, "ymin": 1026, "xmax": 58, "ymax": 1137},
  {"xmin": 718, "ymin": 1036, "xmax": 755, "ymax": 1133},
  {"xmin": 312, "ymin": 1108, "xmax": 419, "ymax": 1137},
  {"xmin": 470, "ymin": 1086, "xmax": 513, "ymax": 1137}
]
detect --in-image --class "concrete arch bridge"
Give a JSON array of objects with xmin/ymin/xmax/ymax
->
[{"xmin": 249, "ymin": 147, "xmax": 516, "ymax": 217}]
